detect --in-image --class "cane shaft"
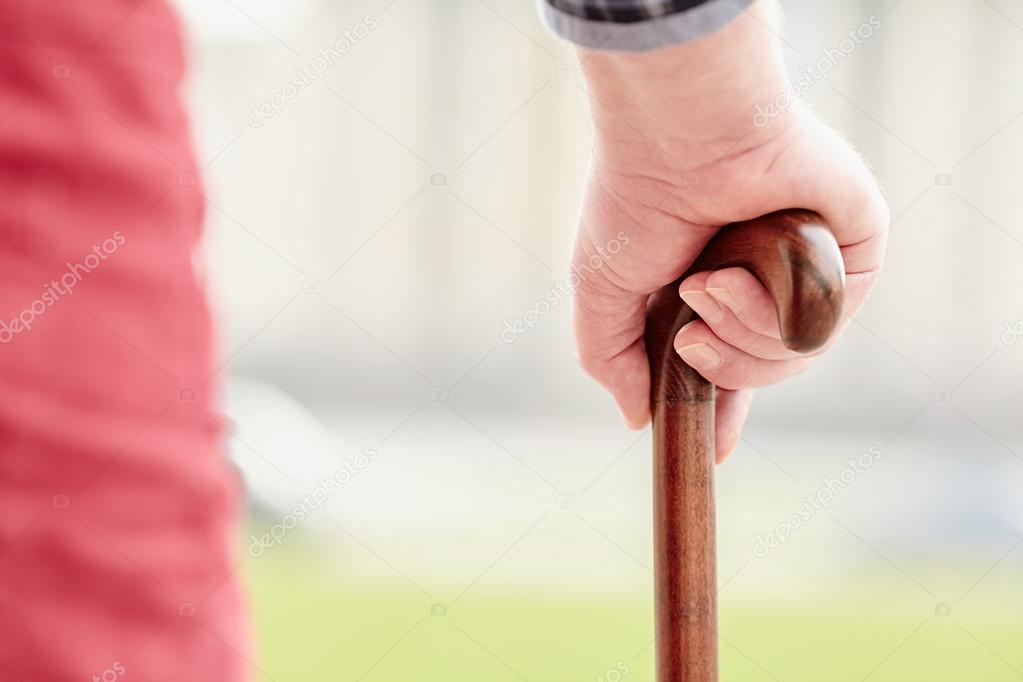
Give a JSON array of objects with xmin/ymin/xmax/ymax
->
[{"xmin": 646, "ymin": 209, "xmax": 846, "ymax": 682}]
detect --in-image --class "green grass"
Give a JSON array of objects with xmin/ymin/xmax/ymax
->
[{"xmin": 245, "ymin": 544, "xmax": 1023, "ymax": 681}]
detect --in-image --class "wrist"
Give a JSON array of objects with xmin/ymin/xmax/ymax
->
[{"xmin": 578, "ymin": 0, "xmax": 789, "ymax": 170}]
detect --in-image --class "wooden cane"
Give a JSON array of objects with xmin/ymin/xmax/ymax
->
[{"xmin": 645, "ymin": 209, "xmax": 846, "ymax": 681}]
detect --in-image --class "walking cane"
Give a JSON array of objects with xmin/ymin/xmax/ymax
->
[{"xmin": 645, "ymin": 209, "xmax": 846, "ymax": 681}]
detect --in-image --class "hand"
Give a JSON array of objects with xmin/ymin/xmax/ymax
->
[{"xmin": 571, "ymin": 0, "xmax": 888, "ymax": 461}]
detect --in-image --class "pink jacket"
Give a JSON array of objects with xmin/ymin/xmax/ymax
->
[{"xmin": 0, "ymin": 2, "xmax": 245, "ymax": 679}]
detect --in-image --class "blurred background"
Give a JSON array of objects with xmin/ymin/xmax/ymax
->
[{"xmin": 172, "ymin": 0, "xmax": 1023, "ymax": 679}]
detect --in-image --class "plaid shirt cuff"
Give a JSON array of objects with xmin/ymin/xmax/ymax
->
[{"xmin": 539, "ymin": 0, "xmax": 754, "ymax": 52}]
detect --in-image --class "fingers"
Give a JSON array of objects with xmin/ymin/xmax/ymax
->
[
  {"xmin": 679, "ymin": 269, "xmax": 793, "ymax": 359},
  {"xmin": 673, "ymin": 318, "xmax": 812, "ymax": 390},
  {"xmin": 715, "ymin": 388, "xmax": 753, "ymax": 464},
  {"xmin": 703, "ymin": 268, "xmax": 780, "ymax": 338},
  {"xmin": 679, "ymin": 268, "xmax": 832, "ymax": 362},
  {"xmin": 673, "ymin": 267, "xmax": 816, "ymax": 389}
]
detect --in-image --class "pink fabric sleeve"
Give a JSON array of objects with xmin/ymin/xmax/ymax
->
[{"xmin": 0, "ymin": 2, "xmax": 247, "ymax": 679}]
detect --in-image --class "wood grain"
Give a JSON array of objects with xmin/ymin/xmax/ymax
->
[{"xmin": 644, "ymin": 209, "xmax": 846, "ymax": 681}]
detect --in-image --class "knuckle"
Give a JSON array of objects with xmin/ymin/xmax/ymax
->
[{"xmin": 730, "ymin": 323, "xmax": 763, "ymax": 350}]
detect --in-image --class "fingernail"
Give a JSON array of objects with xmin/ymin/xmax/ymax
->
[
  {"xmin": 676, "ymin": 343, "xmax": 722, "ymax": 370},
  {"xmin": 680, "ymin": 290, "xmax": 723, "ymax": 323},
  {"xmin": 706, "ymin": 287, "xmax": 741, "ymax": 313}
]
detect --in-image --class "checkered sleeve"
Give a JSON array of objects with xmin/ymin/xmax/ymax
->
[{"xmin": 538, "ymin": 0, "xmax": 754, "ymax": 52}]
